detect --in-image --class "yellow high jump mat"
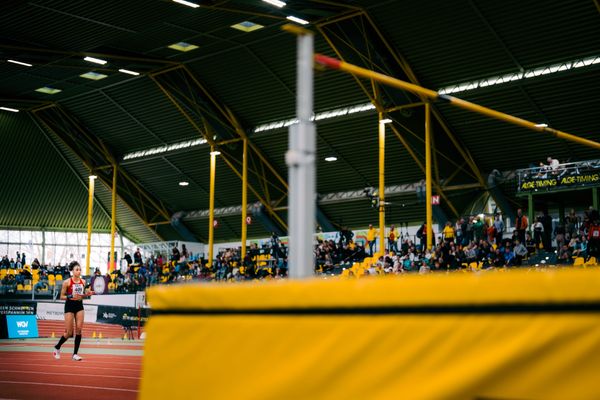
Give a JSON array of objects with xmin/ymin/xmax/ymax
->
[{"xmin": 141, "ymin": 268, "xmax": 600, "ymax": 400}]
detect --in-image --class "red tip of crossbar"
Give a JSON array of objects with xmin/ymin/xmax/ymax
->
[{"xmin": 314, "ymin": 54, "xmax": 341, "ymax": 70}]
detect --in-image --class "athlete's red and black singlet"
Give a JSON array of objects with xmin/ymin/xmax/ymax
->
[{"xmin": 64, "ymin": 278, "xmax": 85, "ymax": 313}]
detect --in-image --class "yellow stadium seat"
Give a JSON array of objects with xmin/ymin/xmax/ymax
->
[
  {"xmin": 24, "ymin": 284, "xmax": 32, "ymax": 291},
  {"xmin": 17, "ymin": 284, "xmax": 24, "ymax": 291},
  {"xmin": 584, "ymin": 257, "xmax": 597, "ymax": 266},
  {"xmin": 573, "ymin": 257, "xmax": 585, "ymax": 266},
  {"xmin": 48, "ymin": 275, "xmax": 55, "ymax": 282}
]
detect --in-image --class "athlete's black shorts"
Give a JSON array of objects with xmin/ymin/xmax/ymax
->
[{"xmin": 64, "ymin": 299, "xmax": 84, "ymax": 314}]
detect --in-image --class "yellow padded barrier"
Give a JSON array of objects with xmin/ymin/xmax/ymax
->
[{"xmin": 141, "ymin": 269, "xmax": 600, "ymax": 400}]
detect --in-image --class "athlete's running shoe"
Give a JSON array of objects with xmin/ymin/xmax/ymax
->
[
  {"xmin": 52, "ymin": 348, "xmax": 60, "ymax": 360},
  {"xmin": 72, "ymin": 354, "xmax": 83, "ymax": 361}
]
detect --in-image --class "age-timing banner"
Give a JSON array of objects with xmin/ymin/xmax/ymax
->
[{"xmin": 520, "ymin": 171, "xmax": 600, "ymax": 192}]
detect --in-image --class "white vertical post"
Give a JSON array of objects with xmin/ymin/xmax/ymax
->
[{"xmin": 286, "ymin": 31, "xmax": 315, "ymax": 279}]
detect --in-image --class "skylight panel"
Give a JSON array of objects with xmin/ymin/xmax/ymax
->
[{"xmin": 168, "ymin": 42, "xmax": 199, "ymax": 52}]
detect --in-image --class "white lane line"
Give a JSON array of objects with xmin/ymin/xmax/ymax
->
[
  {"xmin": 0, "ymin": 358, "xmax": 141, "ymax": 366},
  {"xmin": 0, "ymin": 380, "xmax": 137, "ymax": 392},
  {"xmin": 0, "ymin": 370, "xmax": 140, "ymax": 380},
  {"xmin": 0, "ymin": 362, "xmax": 140, "ymax": 373}
]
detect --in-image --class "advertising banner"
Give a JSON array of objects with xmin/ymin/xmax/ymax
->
[
  {"xmin": 7, "ymin": 315, "xmax": 39, "ymax": 338},
  {"xmin": 37, "ymin": 302, "xmax": 98, "ymax": 323},
  {"xmin": 519, "ymin": 171, "xmax": 600, "ymax": 192},
  {"xmin": 0, "ymin": 303, "xmax": 36, "ymax": 315},
  {"xmin": 96, "ymin": 305, "xmax": 149, "ymax": 327}
]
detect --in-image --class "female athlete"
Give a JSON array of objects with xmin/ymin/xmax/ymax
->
[{"xmin": 52, "ymin": 261, "xmax": 94, "ymax": 361}]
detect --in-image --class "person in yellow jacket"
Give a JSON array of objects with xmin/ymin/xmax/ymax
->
[
  {"xmin": 442, "ymin": 221, "xmax": 455, "ymax": 243},
  {"xmin": 388, "ymin": 224, "xmax": 398, "ymax": 254},
  {"xmin": 367, "ymin": 224, "xmax": 378, "ymax": 256}
]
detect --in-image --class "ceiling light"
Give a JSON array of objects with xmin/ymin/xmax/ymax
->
[
  {"xmin": 210, "ymin": 151, "xmax": 221, "ymax": 156},
  {"xmin": 118, "ymin": 69, "xmax": 140, "ymax": 76},
  {"xmin": 0, "ymin": 106, "xmax": 19, "ymax": 113},
  {"xmin": 80, "ymin": 71, "xmax": 108, "ymax": 80},
  {"xmin": 286, "ymin": 16, "xmax": 309, "ymax": 25},
  {"xmin": 263, "ymin": 0, "xmax": 286, "ymax": 7},
  {"xmin": 7, "ymin": 59, "xmax": 32, "ymax": 67},
  {"xmin": 231, "ymin": 21, "xmax": 264, "ymax": 32},
  {"xmin": 254, "ymin": 102, "xmax": 376, "ymax": 133},
  {"xmin": 172, "ymin": 0, "xmax": 199, "ymax": 8},
  {"xmin": 438, "ymin": 55, "xmax": 600, "ymax": 95},
  {"xmin": 179, "ymin": 181, "xmax": 190, "ymax": 186},
  {"xmin": 534, "ymin": 123, "xmax": 548, "ymax": 128},
  {"xmin": 168, "ymin": 42, "xmax": 199, "ymax": 52},
  {"xmin": 35, "ymin": 87, "xmax": 62, "ymax": 94},
  {"xmin": 84, "ymin": 56, "xmax": 107, "ymax": 65},
  {"xmin": 324, "ymin": 156, "xmax": 337, "ymax": 162},
  {"xmin": 89, "ymin": 175, "xmax": 97, "ymax": 180},
  {"xmin": 122, "ymin": 138, "xmax": 208, "ymax": 161},
  {"xmin": 380, "ymin": 118, "xmax": 392, "ymax": 124}
]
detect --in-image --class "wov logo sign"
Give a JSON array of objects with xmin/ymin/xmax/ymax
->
[{"xmin": 7, "ymin": 315, "xmax": 38, "ymax": 338}]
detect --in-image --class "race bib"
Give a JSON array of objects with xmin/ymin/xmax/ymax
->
[
  {"xmin": 72, "ymin": 283, "xmax": 84, "ymax": 295},
  {"xmin": 593, "ymin": 230, "xmax": 599, "ymax": 238}
]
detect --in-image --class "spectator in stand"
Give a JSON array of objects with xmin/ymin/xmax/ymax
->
[
  {"xmin": 541, "ymin": 210, "xmax": 553, "ymax": 251},
  {"xmin": 589, "ymin": 206, "xmax": 600, "ymax": 224},
  {"xmin": 513, "ymin": 240, "xmax": 528, "ymax": 266},
  {"xmin": 270, "ymin": 232, "xmax": 281, "ymax": 261},
  {"xmin": 547, "ymin": 156, "xmax": 560, "ymax": 175},
  {"xmin": 493, "ymin": 214, "xmax": 504, "ymax": 245},
  {"xmin": 31, "ymin": 258, "xmax": 41, "ymax": 269},
  {"xmin": 123, "ymin": 252, "xmax": 133, "ymax": 266},
  {"xmin": 21, "ymin": 253, "xmax": 26, "ymax": 266},
  {"xmin": 171, "ymin": 245, "xmax": 181, "ymax": 262},
  {"xmin": 454, "ymin": 218, "xmax": 464, "ymax": 245},
  {"xmin": 558, "ymin": 244, "xmax": 572, "ymax": 263},
  {"xmin": 587, "ymin": 219, "xmax": 600, "ymax": 260},
  {"xmin": 503, "ymin": 246, "xmax": 515, "ymax": 266},
  {"xmin": 486, "ymin": 222, "xmax": 496, "ymax": 245},
  {"xmin": 133, "ymin": 248, "xmax": 142, "ymax": 264},
  {"xmin": 388, "ymin": 225, "xmax": 398, "ymax": 253},
  {"xmin": 566, "ymin": 209, "xmax": 580, "ymax": 239},
  {"xmin": 533, "ymin": 216, "xmax": 545, "ymax": 250},
  {"xmin": 554, "ymin": 223, "xmax": 567, "ymax": 250},
  {"xmin": 515, "ymin": 208, "xmax": 528, "ymax": 244},
  {"xmin": 525, "ymin": 233, "xmax": 536, "ymax": 255},
  {"xmin": 181, "ymin": 244, "xmax": 189, "ymax": 260},
  {"xmin": 442, "ymin": 222, "xmax": 455, "ymax": 243},
  {"xmin": 473, "ymin": 216, "xmax": 484, "ymax": 243},
  {"xmin": 367, "ymin": 224, "xmax": 378, "ymax": 256},
  {"xmin": 416, "ymin": 222, "xmax": 432, "ymax": 250},
  {"xmin": 465, "ymin": 216, "xmax": 474, "ymax": 245}
]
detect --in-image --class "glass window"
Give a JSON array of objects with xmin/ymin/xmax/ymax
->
[
  {"xmin": 54, "ymin": 231, "xmax": 67, "ymax": 245},
  {"xmin": 8, "ymin": 244, "xmax": 20, "ymax": 264},
  {"xmin": 66, "ymin": 232, "xmax": 78, "ymax": 244},
  {"xmin": 7, "ymin": 230, "xmax": 20, "ymax": 243},
  {"xmin": 20, "ymin": 230, "xmax": 32, "ymax": 244},
  {"xmin": 0, "ymin": 230, "xmax": 8, "ymax": 242},
  {"xmin": 45, "ymin": 245, "xmax": 55, "ymax": 267},
  {"xmin": 31, "ymin": 231, "xmax": 43, "ymax": 244}
]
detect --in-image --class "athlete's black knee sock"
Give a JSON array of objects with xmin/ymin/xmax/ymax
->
[
  {"xmin": 55, "ymin": 335, "xmax": 68, "ymax": 350},
  {"xmin": 74, "ymin": 334, "xmax": 82, "ymax": 355}
]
